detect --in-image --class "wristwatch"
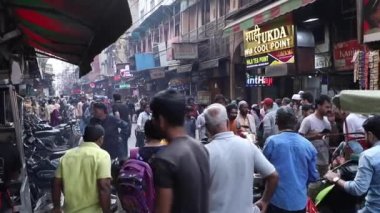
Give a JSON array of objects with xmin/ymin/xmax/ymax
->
[{"xmin": 333, "ymin": 177, "xmax": 340, "ymax": 183}]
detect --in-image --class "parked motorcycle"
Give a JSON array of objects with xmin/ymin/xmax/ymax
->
[{"xmin": 315, "ymin": 160, "xmax": 365, "ymax": 213}]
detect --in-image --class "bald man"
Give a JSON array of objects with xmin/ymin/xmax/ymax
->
[{"xmin": 204, "ymin": 104, "xmax": 278, "ymax": 213}]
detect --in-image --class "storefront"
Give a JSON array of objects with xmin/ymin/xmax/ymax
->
[
  {"xmin": 231, "ymin": 14, "xmax": 315, "ymax": 103},
  {"xmin": 192, "ymin": 58, "xmax": 230, "ymax": 102},
  {"xmin": 350, "ymin": 0, "xmax": 380, "ymax": 91},
  {"xmin": 225, "ymin": 0, "xmax": 317, "ymax": 102}
]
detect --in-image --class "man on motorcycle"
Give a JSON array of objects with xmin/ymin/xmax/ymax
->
[{"xmin": 325, "ymin": 116, "xmax": 380, "ymax": 213}]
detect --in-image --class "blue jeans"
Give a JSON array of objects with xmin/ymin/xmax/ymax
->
[{"xmin": 79, "ymin": 119, "xmax": 86, "ymax": 134}]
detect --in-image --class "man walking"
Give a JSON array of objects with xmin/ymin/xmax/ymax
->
[
  {"xmin": 112, "ymin": 94, "xmax": 130, "ymax": 123},
  {"xmin": 263, "ymin": 107, "xmax": 319, "ymax": 213},
  {"xmin": 136, "ymin": 104, "xmax": 151, "ymax": 148},
  {"xmin": 205, "ymin": 103, "xmax": 278, "ymax": 213},
  {"xmin": 261, "ymin": 98, "xmax": 279, "ymax": 141},
  {"xmin": 150, "ymin": 89, "xmax": 209, "ymax": 213},
  {"xmin": 90, "ymin": 103, "xmax": 130, "ymax": 159},
  {"xmin": 52, "ymin": 125, "xmax": 111, "ymax": 213}
]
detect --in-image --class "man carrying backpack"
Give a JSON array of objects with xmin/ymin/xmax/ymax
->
[
  {"xmin": 150, "ymin": 89, "xmax": 210, "ymax": 213},
  {"xmin": 52, "ymin": 125, "xmax": 111, "ymax": 213},
  {"xmin": 117, "ymin": 120, "xmax": 165, "ymax": 212}
]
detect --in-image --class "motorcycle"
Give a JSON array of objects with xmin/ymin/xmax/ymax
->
[{"xmin": 315, "ymin": 160, "xmax": 365, "ymax": 213}]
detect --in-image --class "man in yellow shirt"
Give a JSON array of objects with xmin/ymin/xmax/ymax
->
[{"xmin": 52, "ymin": 124, "xmax": 112, "ymax": 213}]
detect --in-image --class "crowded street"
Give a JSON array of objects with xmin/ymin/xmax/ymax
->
[{"xmin": 1, "ymin": 0, "xmax": 380, "ymax": 213}]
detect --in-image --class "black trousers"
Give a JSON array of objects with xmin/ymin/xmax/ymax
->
[
  {"xmin": 267, "ymin": 203, "xmax": 306, "ymax": 213},
  {"xmin": 135, "ymin": 130, "xmax": 145, "ymax": 148}
]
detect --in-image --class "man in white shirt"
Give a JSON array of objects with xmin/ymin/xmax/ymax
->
[
  {"xmin": 299, "ymin": 95, "xmax": 333, "ymax": 175},
  {"xmin": 196, "ymin": 113, "xmax": 207, "ymax": 141},
  {"xmin": 136, "ymin": 105, "xmax": 151, "ymax": 147},
  {"xmin": 344, "ymin": 113, "xmax": 367, "ymax": 139},
  {"xmin": 76, "ymin": 99, "xmax": 84, "ymax": 119},
  {"xmin": 204, "ymin": 103, "xmax": 278, "ymax": 213}
]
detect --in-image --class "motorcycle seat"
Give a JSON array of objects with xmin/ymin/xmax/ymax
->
[
  {"xmin": 50, "ymin": 150, "xmax": 67, "ymax": 159},
  {"xmin": 44, "ymin": 145, "xmax": 70, "ymax": 153},
  {"xmin": 34, "ymin": 129, "xmax": 61, "ymax": 137}
]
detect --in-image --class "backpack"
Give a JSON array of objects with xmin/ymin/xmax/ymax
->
[{"xmin": 117, "ymin": 148, "xmax": 155, "ymax": 213}]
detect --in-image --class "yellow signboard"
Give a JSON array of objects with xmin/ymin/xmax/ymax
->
[{"xmin": 244, "ymin": 25, "xmax": 295, "ymax": 57}]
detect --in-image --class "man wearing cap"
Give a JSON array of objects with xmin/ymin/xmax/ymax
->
[
  {"xmin": 261, "ymin": 98, "xmax": 279, "ymax": 141},
  {"xmin": 263, "ymin": 107, "xmax": 319, "ymax": 212}
]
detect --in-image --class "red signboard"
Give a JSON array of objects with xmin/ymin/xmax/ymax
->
[
  {"xmin": 72, "ymin": 89, "xmax": 82, "ymax": 94},
  {"xmin": 333, "ymin": 40, "xmax": 364, "ymax": 71},
  {"xmin": 114, "ymin": 75, "xmax": 121, "ymax": 81}
]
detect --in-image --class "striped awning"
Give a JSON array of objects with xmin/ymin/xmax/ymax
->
[
  {"xmin": 224, "ymin": 0, "xmax": 316, "ymax": 37},
  {"xmin": 7, "ymin": 0, "xmax": 132, "ymax": 77}
]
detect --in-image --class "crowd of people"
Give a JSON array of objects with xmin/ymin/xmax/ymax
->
[{"xmin": 20, "ymin": 89, "xmax": 380, "ymax": 213}]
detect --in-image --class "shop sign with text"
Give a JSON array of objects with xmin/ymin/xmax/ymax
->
[
  {"xmin": 244, "ymin": 25, "xmax": 295, "ymax": 69},
  {"xmin": 315, "ymin": 53, "xmax": 332, "ymax": 69},
  {"xmin": 172, "ymin": 43, "xmax": 198, "ymax": 60},
  {"xmin": 115, "ymin": 83, "xmax": 131, "ymax": 89},
  {"xmin": 246, "ymin": 48, "xmax": 294, "ymax": 69},
  {"xmin": 150, "ymin": 69, "xmax": 166, "ymax": 80},
  {"xmin": 333, "ymin": 40, "xmax": 363, "ymax": 71},
  {"xmin": 246, "ymin": 74, "xmax": 274, "ymax": 87},
  {"xmin": 244, "ymin": 25, "xmax": 295, "ymax": 57}
]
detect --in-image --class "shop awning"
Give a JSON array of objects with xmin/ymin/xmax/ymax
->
[
  {"xmin": 7, "ymin": 0, "xmax": 132, "ymax": 77},
  {"xmin": 332, "ymin": 90, "xmax": 380, "ymax": 114},
  {"xmin": 223, "ymin": 0, "xmax": 315, "ymax": 37}
]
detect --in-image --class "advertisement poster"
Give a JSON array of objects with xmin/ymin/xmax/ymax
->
[
  {"xmin": 246, "ymin": 48, "xmax": 294, "ymax": 69},
  {"xmin": 246, "ymin": 74, "xmax": 274, "ymax": 87},
  {"xmin": 333, "ymin": 40, "xmax": 364, "ymax": 71},
  {"xmin": 363, "ymin": 0, "xmax": 380, "ymax": 42},
  {"xmin": 244, "ymin": 24, "xmax": 295, "ymax": 69}
]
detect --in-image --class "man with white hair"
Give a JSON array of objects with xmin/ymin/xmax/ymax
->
[
  {"xmin": 236, "ymin": 101, "xmax": 256, "ymax": 141},
  {"xmin": 205, "ymin": 103, "xmax": 279, "ymax": 213}
]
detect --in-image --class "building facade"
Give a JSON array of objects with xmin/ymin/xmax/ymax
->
[{"xmin": 123, "ymin": 0, "xmax": 362, "ymax": 104}]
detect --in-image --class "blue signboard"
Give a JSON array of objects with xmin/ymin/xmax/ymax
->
[{"xmin": 135, "ymin": 53, "xmax": 155, "ymax": 71}]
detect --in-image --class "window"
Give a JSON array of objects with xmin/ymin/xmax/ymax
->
[
  {"xmin": 226, "ymin": 0, "xmax": 230, "ymax": 14},
  {"xmin": 140, "ymin": 10, "xmax": 144, "ymax": 19},
  {"xmin": 175, "ymin": 24, "xmax": 180, "ymax": 36},
  {"xmin": 150, "ymin": 0, "xmax": 155, "ymax": 10},
  {"xmin": 219, "ymin": 0, "xmax": 225, "ymax": 17},
  {"xmin": 210, "ymin": 0, "xmax": 217, "ymax": 21},
  {"xmin": 204, "ymin": 0, "xmax": 210, "ymax": 23},
  {"xmin": 164, "ymin": 25, "xmax": 169, "ymax": 42},
  {"xmin": 189, "ymin": 6, "xmax": 197, "ymax": 31},
  {"xmin": 181, "ymin": 10, "xmax": 190, "ymax": 34}
]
